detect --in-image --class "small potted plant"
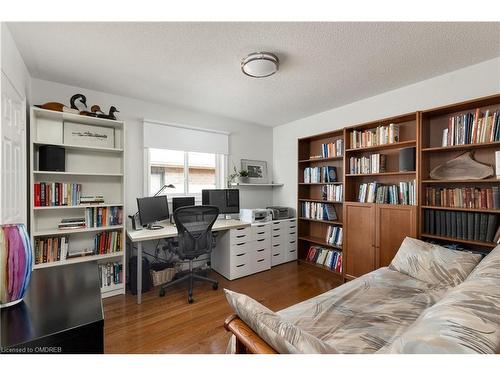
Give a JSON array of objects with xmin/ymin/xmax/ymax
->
[
  {"xmin": 238, "ymin": 169, "xmax": 249, "ymax": 184},
  {"xmin": 227, "ymin": 166, "xmax": 250, "ymax": 186}
]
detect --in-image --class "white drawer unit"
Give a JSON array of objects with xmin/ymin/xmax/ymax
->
[
  {"xmin": 230, "ymin": 226, "xmax": 252, "ymax": 243},
  {"xmin": 251, "ymin": 222, "xmax": 271, "ymax": 241},
  {"xmin": 270, "ymin": 218, "xmax": 298, "ymax": 266},
  {"xmin": 271, "ymin": 242, "xmax": 285, "ymax": 266}
]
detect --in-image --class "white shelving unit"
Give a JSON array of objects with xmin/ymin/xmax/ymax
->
[{"xmin": 29, "ymin": 107, "xmax": 126, "ymax": 298}]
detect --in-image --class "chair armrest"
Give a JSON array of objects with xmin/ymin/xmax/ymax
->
[{"xmin": 224, "ymin": 314, "xmax": 278, "ymax": 354}]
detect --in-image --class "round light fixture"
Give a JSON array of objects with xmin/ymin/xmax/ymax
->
[{"xmin": 241, "ymin": 52, "xmax": 279, "ymax": 78}]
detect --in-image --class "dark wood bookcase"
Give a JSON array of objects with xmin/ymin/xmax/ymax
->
[
  {"xmin": 419, "ymin": 94, "xmax": 500, "ymax": 252},
  {"xmin": 297, "ymin": 129, "xmax": 345, "ymax": 280}
]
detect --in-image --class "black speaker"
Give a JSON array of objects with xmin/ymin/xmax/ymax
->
[
  {"xmin": 399, "ymin": 147, "xmax": 416, "ymax": 172},
  {"xmin": 39, "ymin": 145, "xmax": 65, "ymax": 172}
]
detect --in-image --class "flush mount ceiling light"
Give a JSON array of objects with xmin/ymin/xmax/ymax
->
[{"xmin": 241, "ymin": 52, "xmax": 279, "ymax": 78}]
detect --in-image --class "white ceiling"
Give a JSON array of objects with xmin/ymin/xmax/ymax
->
[{"xmin": 8, "ymin": 22, "xmax": 500, "ymax": 127}]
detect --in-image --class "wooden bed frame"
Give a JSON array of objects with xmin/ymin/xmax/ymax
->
[{"xmin": 224, "ymin": 314, "xmax": 500, "ymax": 354}]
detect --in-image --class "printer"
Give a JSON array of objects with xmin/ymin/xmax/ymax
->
[
  {"xmin": 266, "ymin": 206, "xmax": 293, "ymax": 220},
  {"xmin": 239, "ymin": 208, "xmax": 272, "ymax": 223}
]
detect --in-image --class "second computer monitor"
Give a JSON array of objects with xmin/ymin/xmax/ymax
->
[{"xmin": 201, "ymin": 189, "xmax": 239, "ymax": 214}]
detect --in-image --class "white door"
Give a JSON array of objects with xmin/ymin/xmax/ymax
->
[{"xmin": 0, "ymin": 72, "xmax": 27, "ymax": 225}]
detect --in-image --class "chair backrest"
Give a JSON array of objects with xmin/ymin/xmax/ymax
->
[{"xmin": 173, "ymin": 205, "xmax": 219, "ymax": 260}]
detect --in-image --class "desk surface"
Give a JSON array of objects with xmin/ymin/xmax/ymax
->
[
  {"xmin": 127, "ymin": 218, "xmax": 250, "ymax": 242},
  {"xmin": 1, "ymin": 261, "xmax": 103, "ymax": 351}
]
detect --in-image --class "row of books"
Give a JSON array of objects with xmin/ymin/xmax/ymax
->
[
  {"xmin": 349, "ymin": 123, "xmax": 400, "ymax": 149},
  {"xmin": 424, "ymin": 186, "xmax": 500, "ymax": 209},
  {"xmin": 358, "ymin": 181, "xmax": 416, "ymax": 205},
  {"xmin": 321, "ymin": 184, "xmax": 343, "ymax": 202},
  {"xmin": 303, "ymin": 166, "xmax": 337, "ymax": 183},
  {"xmin": 349, "ymin": 154, "xmax": 387, "ymax": 174},
  {"xmin": 423, "ymin": 209, "xmax": 499, "ymax": 244},
  {"xmin": 99, "ymin": 262, "xmax": 123, "ymax": 289},
  {"xmin": 441, "ymin": 108, "xmax": 500, "ymax": 147},
  {"xmin": 34, "ymin": 236, "xmax": 69, "ymax": 264},
  {"xmin": 58, "ymin": 217, "xmax": 86, "ymax": 230},
  {"xmin": 94, "ymin": 231, "xmax": 122, "ymax": 255},
  {"xmin": 326, "ymin": 225, "xmax": 343, "ymax": 246},
  {"xmin": 320, "ymin": 139, "xmax": 343, "ymax": 158},
  {"xmin": 305, "ymin": 246, "xmax": 342, "ymax": 272},
  {"xmin": 34, "ymin": 182, "xmax": 82, "ymax": 206},
  {"xmin": 85, "ymin": 206, "xmax": 123, "ymax": 227},
  {"xmin": 301, "ymin": 202, "xmax": 338, "ymax": 221}
]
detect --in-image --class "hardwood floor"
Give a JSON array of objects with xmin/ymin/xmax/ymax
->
[{"xmin": 103, "ymin": 261, "xmax": 341, "ymax": 353}]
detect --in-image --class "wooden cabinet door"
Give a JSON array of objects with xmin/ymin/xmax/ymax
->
[
  {"xmin": 344, "ymin": 203, "xmax": 376, "ymax": 279},
  {"xmin": 375, "ymin": 205, "xmax": 417, "ymax": 267}
]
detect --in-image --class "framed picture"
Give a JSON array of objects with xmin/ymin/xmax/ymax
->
[
  {"xmin": 241, "ymin": 159, "xmax": 268, "ymax": 184},
  {"xmin": 63, "ymin": 122, "xmax": 115, "ymax": 148}
]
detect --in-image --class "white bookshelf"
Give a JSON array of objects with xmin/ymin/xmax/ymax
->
[{"xmin": 29, "ymin": 107, "xmax": 126, "ymax": 298}]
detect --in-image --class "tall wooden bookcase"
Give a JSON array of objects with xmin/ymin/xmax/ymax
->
[
  {"xmin": 297, "ymin": 129, "xmax": 344, "ymax": 281},
  {"xmin": 343, "ymin": 113, "xmax": 419, "ymax": 280},
  {"xmin": 29, "ymin": 107, "xmax": 126, "ymax": 298},
  {"xmin": 419, "ymin": 94, "xmax": 500, "ymax": 251}
]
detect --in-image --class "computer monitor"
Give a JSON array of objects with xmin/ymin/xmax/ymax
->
[
  {"xmin": 137, "ymin": 195, "xmax": 169, "ymax": 230},
  {"xmin": 171, "ymin": 197, "xmax": 195, "ymax": 223},
  {"xmin": 201, "ymin": 189, "xmax": 239, "ymax": 215}
]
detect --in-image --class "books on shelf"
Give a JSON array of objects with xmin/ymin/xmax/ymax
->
[
  {"xmin": 93, "ymin": 231, "xmax": 122, "ymax": 255},
  {"xmin": 350, "ymin": 123, "xmax": 399, "ymax": 149},
  {"xmin": 34, "ymin": 182, "xmax": 82, "ymax": 206},
  {"xmin": 99, "ymin": 262, "xmax": 123, "ymax": 289},
  {"xmin": 304, "ymin": 166, "xmax": 337, "ymax": 183},
  {"xmin": 80, "ymin": 195, "xmax": 105, "ymax": 205},
  {"xmin": 326, "ymin": 225, "xmax": 343, "ymax": 246},
  {"xmin": 349, "ymin": 154, "xmax": 387, "ymax": 174},
  {"xmin": 301, "ymin": 202, "xmax": 338, "ymax": 221},
  {"xmin": 306, "ymin": 246, "xmax": 342, "ymax": 272},
  {"xmin": 58, "ymin": 217, "xmax": 86, "ymax": 230},
  {"xmin": 358, "ymin": 180, "xmax": 416, "ymax": 205},
  {"xmin": 34, "ymin": 236, "xmax": 69, "ymax": 264},
  {"xmin": 424, "ymin": 208, "xmax": 499, "ymax": 244},
  {"xmin": 321, "ymin": 184, "xmax": 343, "ymax": 202},
  {"xmin": 441, "ymin": 108, "xmax": 500, "ymax": 147},
  {"xmin": 85, "ymin": 206, "xmax": 123, "ymax": 227},
  {"xmin": 424, "ymin": 186, "xmax": 500, "ymax": 209},
  {"xmin": 320, "ymin": 139, "xmax": 343, "ymax": 158}
]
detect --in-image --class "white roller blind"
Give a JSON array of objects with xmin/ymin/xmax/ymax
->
[{"xmin": 143, "ymin": 120, "xmax": 229, "ymax": 154}]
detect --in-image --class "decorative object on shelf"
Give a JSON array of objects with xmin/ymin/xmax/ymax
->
[
  {"xmin": 399, "ymin": 147, "xmax": 416, "ymax": 172},
  {"xmin": 91, "ymin": 105, "xmax": 105, "ymax": 115},
  {"xmin": 227, "ymin": 166, "xmax": 250, "ymax": 185},
  {"xmin": 241, "ymin": 159, "xmax": 268, "ymax": 184},
  {"xmin": 429, "ymin": 152, "xmax": 494, "ymax": 180},
  {"xmin": 0, "ymin": 224, "xmax": 32, "ymax": 308},
  {"xmin": 35, "ymin": 102, "xmax": 79, "ymax": 114},
  {"xmin": 238, "ymin": 170, "xmax": 249, "ymax": 183},
  {"xmin": 241, "ymin": 52, "xmax": 279, "ymax": 78},
  {"xmin": 97, "ymin": 106, "xmax": 120, "ymax": 120},
  {"xmin": 63, "ymin": 122, "xmax": 115, "ymax": 148},
  {"xmin": 38, "ymin": 145, "xmax": 66, "ymax": 172},
  {"xmin": 70, "ymin": 94, "xmax": 88, "ymax": 111}
]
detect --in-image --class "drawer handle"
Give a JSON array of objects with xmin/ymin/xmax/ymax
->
[
  {"xmin": 289, "ymin": 250, "xmax": 296, "ymax": 253},
  {"xmin": 236, "ymin": 264, "xmax": 246, "ymax": 268},
  {"xmin": 236, "ymin": 228, "xmax": 246, "ymax": 231},
  {"xmin": 256, "ymin": 225, "xmax": 265, "ymax": 228},
  {"xmin": 257, "ymin": 231, "xmax": 265, "ymax": 235},
  {"xmin": 290, "ymin": 241, "xmax": 296, "ymax": 244},
  {"xmin": 289, "ymin": 232, "xmax": 296, "ymax": 235},
  {"xmin": 257, "ymin": 259, "xmax": 265, "ymax": 262},
  {"xmin": 236, "ymin": 235, "xmax": 246, "ymax": 238},
  {"xmin": 236, "ymin": 243, "xmax": 245, "ymax": 246},
  {"xmin": 273, "ymin": 244, "xmax": 280, "ymax": 247},
  {"xmin": 273, "ymin": 234, "xmax": 280, "ymax": 238},
  {"xmin": 236, "ymin": 253, "xmax": 246, "ymax": 257},
  {"xmin": 257, "ymin": 249, "xmax": 265, "ymax": 252},
  {"xmin": 273, "ymin": 228, "xmax": 280, "ymax": 231},
  {"xmin": 273, "ymin": 254, "xmax": 280, "ymax": 257},
  {"xmin": 257, "ymin": 238, "xmax": 265, "ymax": 242}
]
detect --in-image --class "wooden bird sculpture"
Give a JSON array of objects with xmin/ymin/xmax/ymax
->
[
  {"xmin": 34, "ymin": 102, "xmax": 79, "ymax": 114},
  {"xmin": 70, "ymin": 94, "xmax": 88, "ymax": 111},
  {"xmin": 90, "ymin": 105, "xmax": 105, "ymax": 115},
  {"xmin": 97, "ymin": 106, "xmax": 119, "ymax": 120}
]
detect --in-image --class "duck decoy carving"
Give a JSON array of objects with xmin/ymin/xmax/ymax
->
[
  {"xmin": 35, "ymin": 102, "xmax": 79, "ymax": 114},
  {"xmin": 97, "ymin": 106, "xmax": 119, "ymax": 120},
  {"xmin": 70, "ymin": 94, "xmax": 88, "ymax": 111},
  {"xmin": 90, "ymin": 105, "xmax": 105, "ymax": 115}
]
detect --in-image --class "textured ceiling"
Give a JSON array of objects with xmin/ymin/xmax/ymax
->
[{"xmin": 7, "ymin": 22, "xmax": 500, "ymax": 126}]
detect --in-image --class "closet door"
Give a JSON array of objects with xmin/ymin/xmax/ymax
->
[
  {"xmin": 344, "ymin": 202, "xmax": 376, "ymax": 280},
  {"xmin": 375, "ymin": 205, "xmax": 417, "ymax": 267}
]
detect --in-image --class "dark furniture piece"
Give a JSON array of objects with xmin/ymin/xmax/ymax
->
[
  {"xmin": 159, "ymin": 205, "xmax": 219, "ymax": 303},
  {"xmin": 1, "ymin": 261, "xmax": 104, "ymax": 354}
]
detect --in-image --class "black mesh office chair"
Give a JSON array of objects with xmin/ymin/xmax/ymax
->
[{"xmin": 159, "ymin": 205, "xmax": 219, "ymax": 303}]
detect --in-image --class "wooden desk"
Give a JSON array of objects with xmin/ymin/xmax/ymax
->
[
  {"xmin": 127, "ymin": 219, "xmax": 250, "ymax": 304},
  {"xmin": 1, "ymin": 262, "xmax": 104, "ymax": 354}
]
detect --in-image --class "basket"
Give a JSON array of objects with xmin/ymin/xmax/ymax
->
[{"xmin": 150, "ymin": 267, "xmax": 176, "ymax": 286}]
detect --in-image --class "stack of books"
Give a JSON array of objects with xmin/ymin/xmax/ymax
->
[
  {"xmin": 320, "ymin": 139, "xmax": 343, "ymax": 158},
  {"xmin": 34, "ymin": 236, "xmax": 69, "ymax": 265},
  {"xmin": 441, "ymin": 108, "xmax": 500, "ymax": 147},
  {"xmin": 301, "ymin": 202, "xmax": 337, "ymax": 221},
  {"xmin": 326, "ymin": 225, "xmax": 343, "ymax": 246},
  {"xmin": 424, "ymin": 186, "xmax": 500, "ymax": 209},
  {"xmin": 304, "ymin": 166, "xmax": 337, "ymax": 183},
  {"xmin": 321, "ymin": 184, "xmax": 343, "ymax": 202},
  {"xmin": 349, "ymin": 154, "xmax": 387, "ymax": 174},
  {"xmin": 34, "ymin": 182, "xmax": 82, "ymax": 206},
  {"xmin": 80, "ymin": 195, "xmax": 105, "ymax": 205},
  {"xmin": 58, "ymin": 217, "xmax": 86, "ymax": 230},
  {"xmin": 99, "ymin": 262, "xmax": 123, "ymax": 289},
  {"xmin": 306, "ymin": 246, "xmax": 342, "ymax": 272},
  {"xmin": 424, "ymin": 209, "xmax": 499, "ymax": 244},
  {"xmin": 358, "ymin": 180, "xmax": 416, "ymax": 205},
  {"xmin": 350, "ymin": 123, "xmax": 399, "ymax": 149},
  {"xmin": 93, "ymin": 231, "xmax": 122, "ymax": 255},
  {"xmin": 85, "ymin": 206, "xmax": 123, "ymax": 228}
]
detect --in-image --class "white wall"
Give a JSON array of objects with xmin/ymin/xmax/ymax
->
[
  {"xmin": 30, "ymin": 78, "xmax": 275, "ymax": 216},
  {"xmin": 1, "ymin": 23, "xmax": 31, "ymax": 99},
  {"xmin": 273, "ymin": 57, "xmax": 500, "ymax": 209}
]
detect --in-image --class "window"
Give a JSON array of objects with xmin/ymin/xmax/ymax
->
[{"xmin": 147, "ymin": 148, "xmax": 226, "ymax": 197}]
